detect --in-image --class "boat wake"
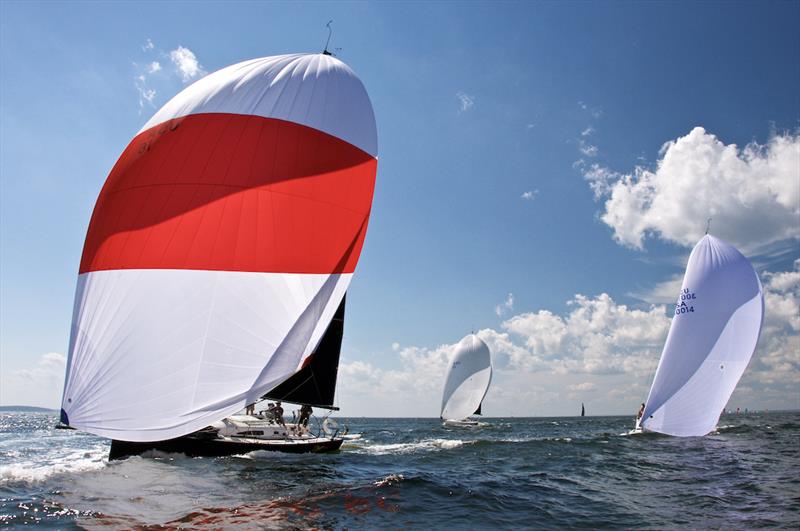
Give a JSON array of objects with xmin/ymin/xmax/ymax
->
[{"xmin": 357, "ymin": 438, "xmax": 470, "ymax": 455}]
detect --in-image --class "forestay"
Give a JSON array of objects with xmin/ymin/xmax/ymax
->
[
  {"xmin": 441, "ymin": 335, "xmax": 493, "ymax": 421},
  {"xmin": 641, "ymin": 235, "xmax": 763, "ymax": 436},
  {"xmin": 60, "ymin": 53, "xmax": 377, "ymax": 442}
]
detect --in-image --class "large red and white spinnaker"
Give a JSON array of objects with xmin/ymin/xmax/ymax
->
[{"xmin": 60, "ymin": 53, "xmax": 377, "ymax": 443}]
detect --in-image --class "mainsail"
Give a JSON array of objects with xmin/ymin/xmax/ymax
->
[
  {"xmin": 262, "ymin": 294, "xmax": 346, "ymax": 409},
  {"xmin": 440, "ymin": 335, "xmax": 493, "ymax": 421},
  {"xmin": 60, "ymin": 53, "xmax": 377, "ymax": 442},
  {"xmin": 640, "ymin": 235, "xmax": 764, "ymax": 436}
]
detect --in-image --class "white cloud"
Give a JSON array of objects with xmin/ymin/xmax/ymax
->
[
  {"xmin": 147, "ymin": 61, "xmax": 161, "ymax": 74},
  {"xmin": 337, "ymin": 260, "xmax": 799, "ymax": 415},
  {"xmin": 581, "ymin": 162, "xmax": 620, "ymax": 198},
  {"xmin": 134, "ymin": 73, "xmax": 157, "ymax": 109},
  {"xmin": 568, "ymin": 382, "xmax": 597, "ymax": 392},
  {"xmin": 391, "ymin": 342, "xmax": 401, "ymax": 352},
  {"xmin": 1, "ymin": 353, "xmax": 66, "ymax": 408},
  {"xmin": 170, "ymin": 45, "xmax": 205, "ymax": 82},
  {"xmin": 142, "ymin": 38, "xmax": 154, "ymax": 51},
  {"xmin": 494, "ymin": 292, "xmax": 515, "ymax": 316},
  {"xmin": 521, "ymin": 190, "xmax": 539, "ymax": 201},
  {"xmin": 578, "ymin": 101, "xmax": 603, "ymax": 119},
  {"xmin": 503, "ymin": 293, "xmax": 669, "ymax": 376},
  {"xmin": 337, "ymin": 342, "xmax": 457, "ymax": 416},
  {"xmin": 581, "ymin": 126, "xmax": 594, "ymax": 137},
  {"xmin": 736, "ymin": 261, "xmax": 800, "ymax": 405},
  {"xmin": 456, "ymin": 91, "xmax": 474, "ymax": 113},
  {"xmin": 579, "ymin": 142, "xmax": 599, "ymax": 157},
  {"xmin": 584, "ymin": 127, "xmax": 800, "ymax": 253},
  {"xmin": 628, "ymin": 274, "xmax": 684, "ymax": 304}
]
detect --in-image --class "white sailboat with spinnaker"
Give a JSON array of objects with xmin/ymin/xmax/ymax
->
[
  {"xmin": 633, "ymin": 234, "xmax": 764, "ymax": 436},
  {"xmin": 441, "ymin": 334, "xmax": 493, "ymax": 426}
]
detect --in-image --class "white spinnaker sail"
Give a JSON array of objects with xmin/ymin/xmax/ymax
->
[
  {"xmin": 641, "ymin": 235, "xmax": 764, "ymax": 436},
  {"xmin": 60, "ymin": 54, "xmax": 377, "ymax": 442},
  {"xmin": 441, "ymin": 335, "xmax": 493, "ymax": 420}
]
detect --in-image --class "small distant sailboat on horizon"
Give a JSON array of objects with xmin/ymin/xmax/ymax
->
[
  {"xmin": 441, "ymin": 334, "xmax": 493, "ymax": 427},
  {"xmin": 633, "ymin": 233, "xmax": 764, "ymax": 436},
  {"xmin": 581, "ymin": 403, "xmax": 585, "ymax": 417}
]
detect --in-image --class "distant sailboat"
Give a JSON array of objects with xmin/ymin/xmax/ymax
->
[
  {"xmin": 581, "ymin": 403, "xmax": 585, "ymax": 417},
  {"xmin": 635, "ymin": 234, "xmax": 764, "ymax": 436},
  {"xmin": 441, "ymin": 335, "xmax": 492, "ymax": 426},
  {"xmin": 59, "ymin": 51, "xmax": 378, "ymax": 458}
]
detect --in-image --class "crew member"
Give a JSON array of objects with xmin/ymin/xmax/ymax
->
[
  {"xmin": 299, "ymin": 404, "xmax": 313, "ymax": 427},
  {"xmin": 274, "ymin": 401, "xmax": 285, "ymax": 426},
  {"xmin": 636, "ymin": 403, "xmax": 645, "ymax": 420}
]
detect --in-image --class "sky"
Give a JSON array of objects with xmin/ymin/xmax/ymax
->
[{"xmin": 1, "ymin": 1, "xmax": 798, "ymax": 417}]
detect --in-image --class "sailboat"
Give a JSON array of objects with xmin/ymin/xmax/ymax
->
[
  {"xmin": 441, "ymin": 334, "xmax": 493, "ymax": 426},
  {"xmin": 581, "ymin": 403, "xmax": 585, "ymax": 417},
  {"xmin": 59, "ymin": 51, "xmax": 378, "ymax": 459},
  {"xmin": 634, "ymin": 234, "xmax": 764, "ymax": 436}
]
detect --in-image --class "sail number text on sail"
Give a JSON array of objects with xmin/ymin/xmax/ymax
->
[{"xmin": 675, "ymin": 288, "xmax": 698, "ymax": 315}]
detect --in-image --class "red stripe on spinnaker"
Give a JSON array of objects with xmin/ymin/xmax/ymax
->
[{"xmin": 80, "ymin": 114, "xmax": 377, "ymax": 274}]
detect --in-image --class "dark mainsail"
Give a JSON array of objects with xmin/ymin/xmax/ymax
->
[
  {"xmin": 474, "ymin": 403, "xmax": 482, "ymax": 416},
  {"xmin": 262, "ymin": 294, "xmax": 346, "ymax": 410}
]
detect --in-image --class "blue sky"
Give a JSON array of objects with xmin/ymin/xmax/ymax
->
[{"xmin": 1, "ymin": 1, "xmax": 798, "ymax": 416}]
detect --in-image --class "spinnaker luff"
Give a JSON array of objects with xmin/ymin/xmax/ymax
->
[
  {"xmin": 60, "ymin": 53, "xmax": 377, "ymax": 442},
  {"xmin": 640, "ymin": 235, "xmax": 764, "ymax": 436}
]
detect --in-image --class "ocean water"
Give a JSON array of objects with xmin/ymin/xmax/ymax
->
[{"xmin": 1, "ymin": 412, "xmax": 798, "ymax": 529}]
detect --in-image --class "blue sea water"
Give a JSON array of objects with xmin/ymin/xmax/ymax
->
[{"xmin": 1, "ymin": 411, "xmax": 798, "ymax": 529}]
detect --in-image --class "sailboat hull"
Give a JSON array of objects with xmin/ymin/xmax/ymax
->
[{"xmin": 109, "ymin": 434, "xmax": 344, "ymax": 460}]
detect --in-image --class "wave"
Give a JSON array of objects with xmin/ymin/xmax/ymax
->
[
  {"xmin": 358, "ymin": 438, "xmax": 470, "ymax": 455},
  {"xmin": 373, "ymin": 473, "xmax": 405, "ymax": 487},
  {"xmin": 0, "ymin": 445, "xmax": 108, "ymax": 484}
]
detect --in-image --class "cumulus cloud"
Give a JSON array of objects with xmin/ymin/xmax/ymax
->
[
  {"xmin": 736, "ymin": 260, "xmax": 800, "ymax": 405},
  {"xmin": 142, "ymin": 38, "xmax": 154, "ymax": 51},
  {"xmin": 502, "ymin": 293, "xmax": 669, "ymax": 376},
  {"xmin": 338, "ymin": 293, "xmax": 669, "ymax": 415},
  {"xmin": 495, "ymin": 293, "xmax": 515, "ymax": 316},
  {"xmin": 170, "ymin": 45, "xmax": 205, "ymax": 82},
  {"xmin": 456, "ymin": 91, "xmax": 475, "ymax": 113},
  {"xmin": 521, "ymin": 190, "xmax": 539, "ymax": 201},
  {"xmin": 337, "ymin": 342, "xmax": 458, "ymax": 416},
  {"xmin": 584, "ymin": 127, "xmax": 800, "ymax": 253},
  {"xmin": 338, "ymin": 259, "xmax": 799, "ymax": 415},
  {"xmin": 147, "ymin": 61, "xmax": 161, "ymax": 74}
]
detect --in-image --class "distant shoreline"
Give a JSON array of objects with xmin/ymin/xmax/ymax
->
[{"xmin": 0, "ymin": 405, "xmax": 58, "ymax": 413}]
